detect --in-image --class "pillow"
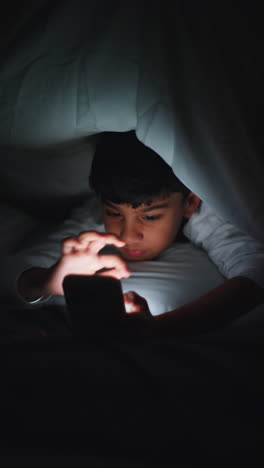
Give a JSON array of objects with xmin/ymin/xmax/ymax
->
[{"xmin": 121, "ymin": 242, "xmax": 224, "ymax": 316}]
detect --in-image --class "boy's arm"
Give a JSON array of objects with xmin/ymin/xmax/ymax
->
[
  {"xmin": 2, "ymin": 196, "xmax": 104, "ymax": 305},
  {"xmin": 17, "ymin": 232, "xmax": 130, "ymax": 301},
  {"xmin": 152, "ymin": 276, "xmax": 264, "ymax": 337},
  {"xmin": 183, "ymin": 202, "xmax": 264, "ymax": 290},
  {"xmin": 127, "ymin": 203, "xmax": 264, "ymax": 336},
  {"xmin": 16, "ymin": 267, "xmax": 52, "ymax": 303},
  {"xmin": 150, "ymin": 202, "xmax": 264, "ymax": 336}
]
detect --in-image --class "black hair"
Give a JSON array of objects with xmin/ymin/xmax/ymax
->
[{"xmin": 89, "ymin": 131, "xmax": 190, "ymax": 208}]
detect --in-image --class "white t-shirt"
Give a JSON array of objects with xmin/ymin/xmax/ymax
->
[{"xmin": 184, "ymin": 202, "xmax": 264, "ymax": 289}]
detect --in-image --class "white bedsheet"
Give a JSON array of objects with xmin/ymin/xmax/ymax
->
[{"xmin": 0, "ymin": 2, "xmax": 263, "ymax": 242}]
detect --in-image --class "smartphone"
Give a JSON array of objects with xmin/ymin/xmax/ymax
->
[{"xmin": 63, "ymin": 275, "xmax": 126, "ymax": 333}]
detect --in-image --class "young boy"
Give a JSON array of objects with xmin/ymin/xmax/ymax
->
[{"xmin": 17, "ymin": 132, "xmax": 264, "ymax": 336}]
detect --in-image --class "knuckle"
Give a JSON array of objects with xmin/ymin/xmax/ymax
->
[
  {"xmin": 77, "ymin": 231, "xmax": 91, "ymax": 242},
  {"xmin": 62, "ymin": 237, "xmax": 73, "ymax": 247}
]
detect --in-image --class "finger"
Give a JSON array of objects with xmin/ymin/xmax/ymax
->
[
  {"xmin": 125, "ymin": 301, "xmax": 141, "ymax": 314},
  {"xmin": 97, "ymin": 267, "xmax": 130, "ymax": 280},
  {"xmin": 97, "ymin": 255, "xmax": 130, "ymax": 279},
  {"xmin": 98, "ymin": 270, "xmax": 128, "ymax": 281},
  {"xmin": 62, "ymin": 235, "xmax": 109, "ymax": 256},
  {"xmin": 123, "ymin": 291, "xmax": 137, "ymax": 304},
  {"xmin": 123, "ymin": 291, "xmax": 151, "ymax": 316},
  {"xmin": 61, "ymin": 237, "xmax": 82, "ymax": 255},
  {"xmin": 123, "ymin": 291, "xmax": 141, "ymax": 313},
  {"xmin": 124, "ymin": 290, "xmax": 145, "ymax": 304},
  {"xmin": 87, "ymin": 239, "xmax": 113, "ymax": 255},
  {"xmin": 77, "ymin": 231, "xmax": 126, "ymax": 250},
  {"xmin": 98, "ymin": 254, "xmax": 130, "ymax": 274}
]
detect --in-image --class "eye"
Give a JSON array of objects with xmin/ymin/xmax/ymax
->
[
  {"xmin": 143, "ymin": 215, "xmax": 161, "ymax": 221},
  {"xmin": 105, "ymin": 209, "xmax": 121, "ymax": 217}
]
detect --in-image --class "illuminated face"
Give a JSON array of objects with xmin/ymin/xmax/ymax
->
[{"xmin": 102, "ymin": 192, "xmax": 198, "ymax": 261}]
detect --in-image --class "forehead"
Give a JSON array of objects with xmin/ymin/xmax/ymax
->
[{"xmin": 104, "ymin": 193, "xmax": 183, "ymax": 211}]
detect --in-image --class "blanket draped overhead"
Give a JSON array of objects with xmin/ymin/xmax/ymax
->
[{"xmin": 0, "ymin": 1, "xmax": 263, "ymax": 241}]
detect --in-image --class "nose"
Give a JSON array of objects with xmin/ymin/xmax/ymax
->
[{"xmin": 119, "ymin": 221, "xmax": 143, "ymax": 244}]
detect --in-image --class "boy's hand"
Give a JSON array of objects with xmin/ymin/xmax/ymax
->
[
  {"xmin": 123, "ymin": 291, "xmax": 152, "ymax": 320},
  {"xmin": 44, "ymin": 231, "xmax": 130, "ymax": 296}
]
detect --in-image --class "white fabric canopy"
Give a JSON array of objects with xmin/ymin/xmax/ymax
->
[{"xmin": 0, "ymin": 1, "xmax": 263, "ymax": 241}]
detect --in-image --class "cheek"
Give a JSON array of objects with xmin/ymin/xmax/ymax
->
[
  {"xmin": 144, "ymin": 225, "xmax": 171, "ymax": 250},
  {"xmin": 103, "ymin": 217, "xmax": 119, "ymax": 235},
  {"xmin": 156, "ymin": 217, "xmax": 182, "ymax": 247}
]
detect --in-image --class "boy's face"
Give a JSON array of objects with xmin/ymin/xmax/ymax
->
[{"xmin": 102, "ymin": 192, "xmax": 200, "ymax": 261}]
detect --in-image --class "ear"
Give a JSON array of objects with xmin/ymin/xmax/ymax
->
[{"xmin": 183, "ymin": 192, "xmax": 201, "ymax": 218}]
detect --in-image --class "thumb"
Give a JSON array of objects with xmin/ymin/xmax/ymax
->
[
  {"xmin": 123, "ymin": 291, "xmax": 139, "ymax": 313},
  {"xmin": 123, "ymin": 290, "xmax": 150, "ymax": 314}
]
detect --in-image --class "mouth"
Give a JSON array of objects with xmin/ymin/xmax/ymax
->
[{"xmin": 123, "ymin": 248, "xmax": 145, "ymax": 257}]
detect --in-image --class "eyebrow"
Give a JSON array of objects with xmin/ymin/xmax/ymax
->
[
  {"xmin": 104, "ymin": 201, "xmax": 119, "ymax": 208},
  {"xmin": 141, "ymin": 203, "xmax": 169, "ymax": 213},
  {"xmin": 103, "ymin": 200, "xmax": 169, "ymax": 212}
]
